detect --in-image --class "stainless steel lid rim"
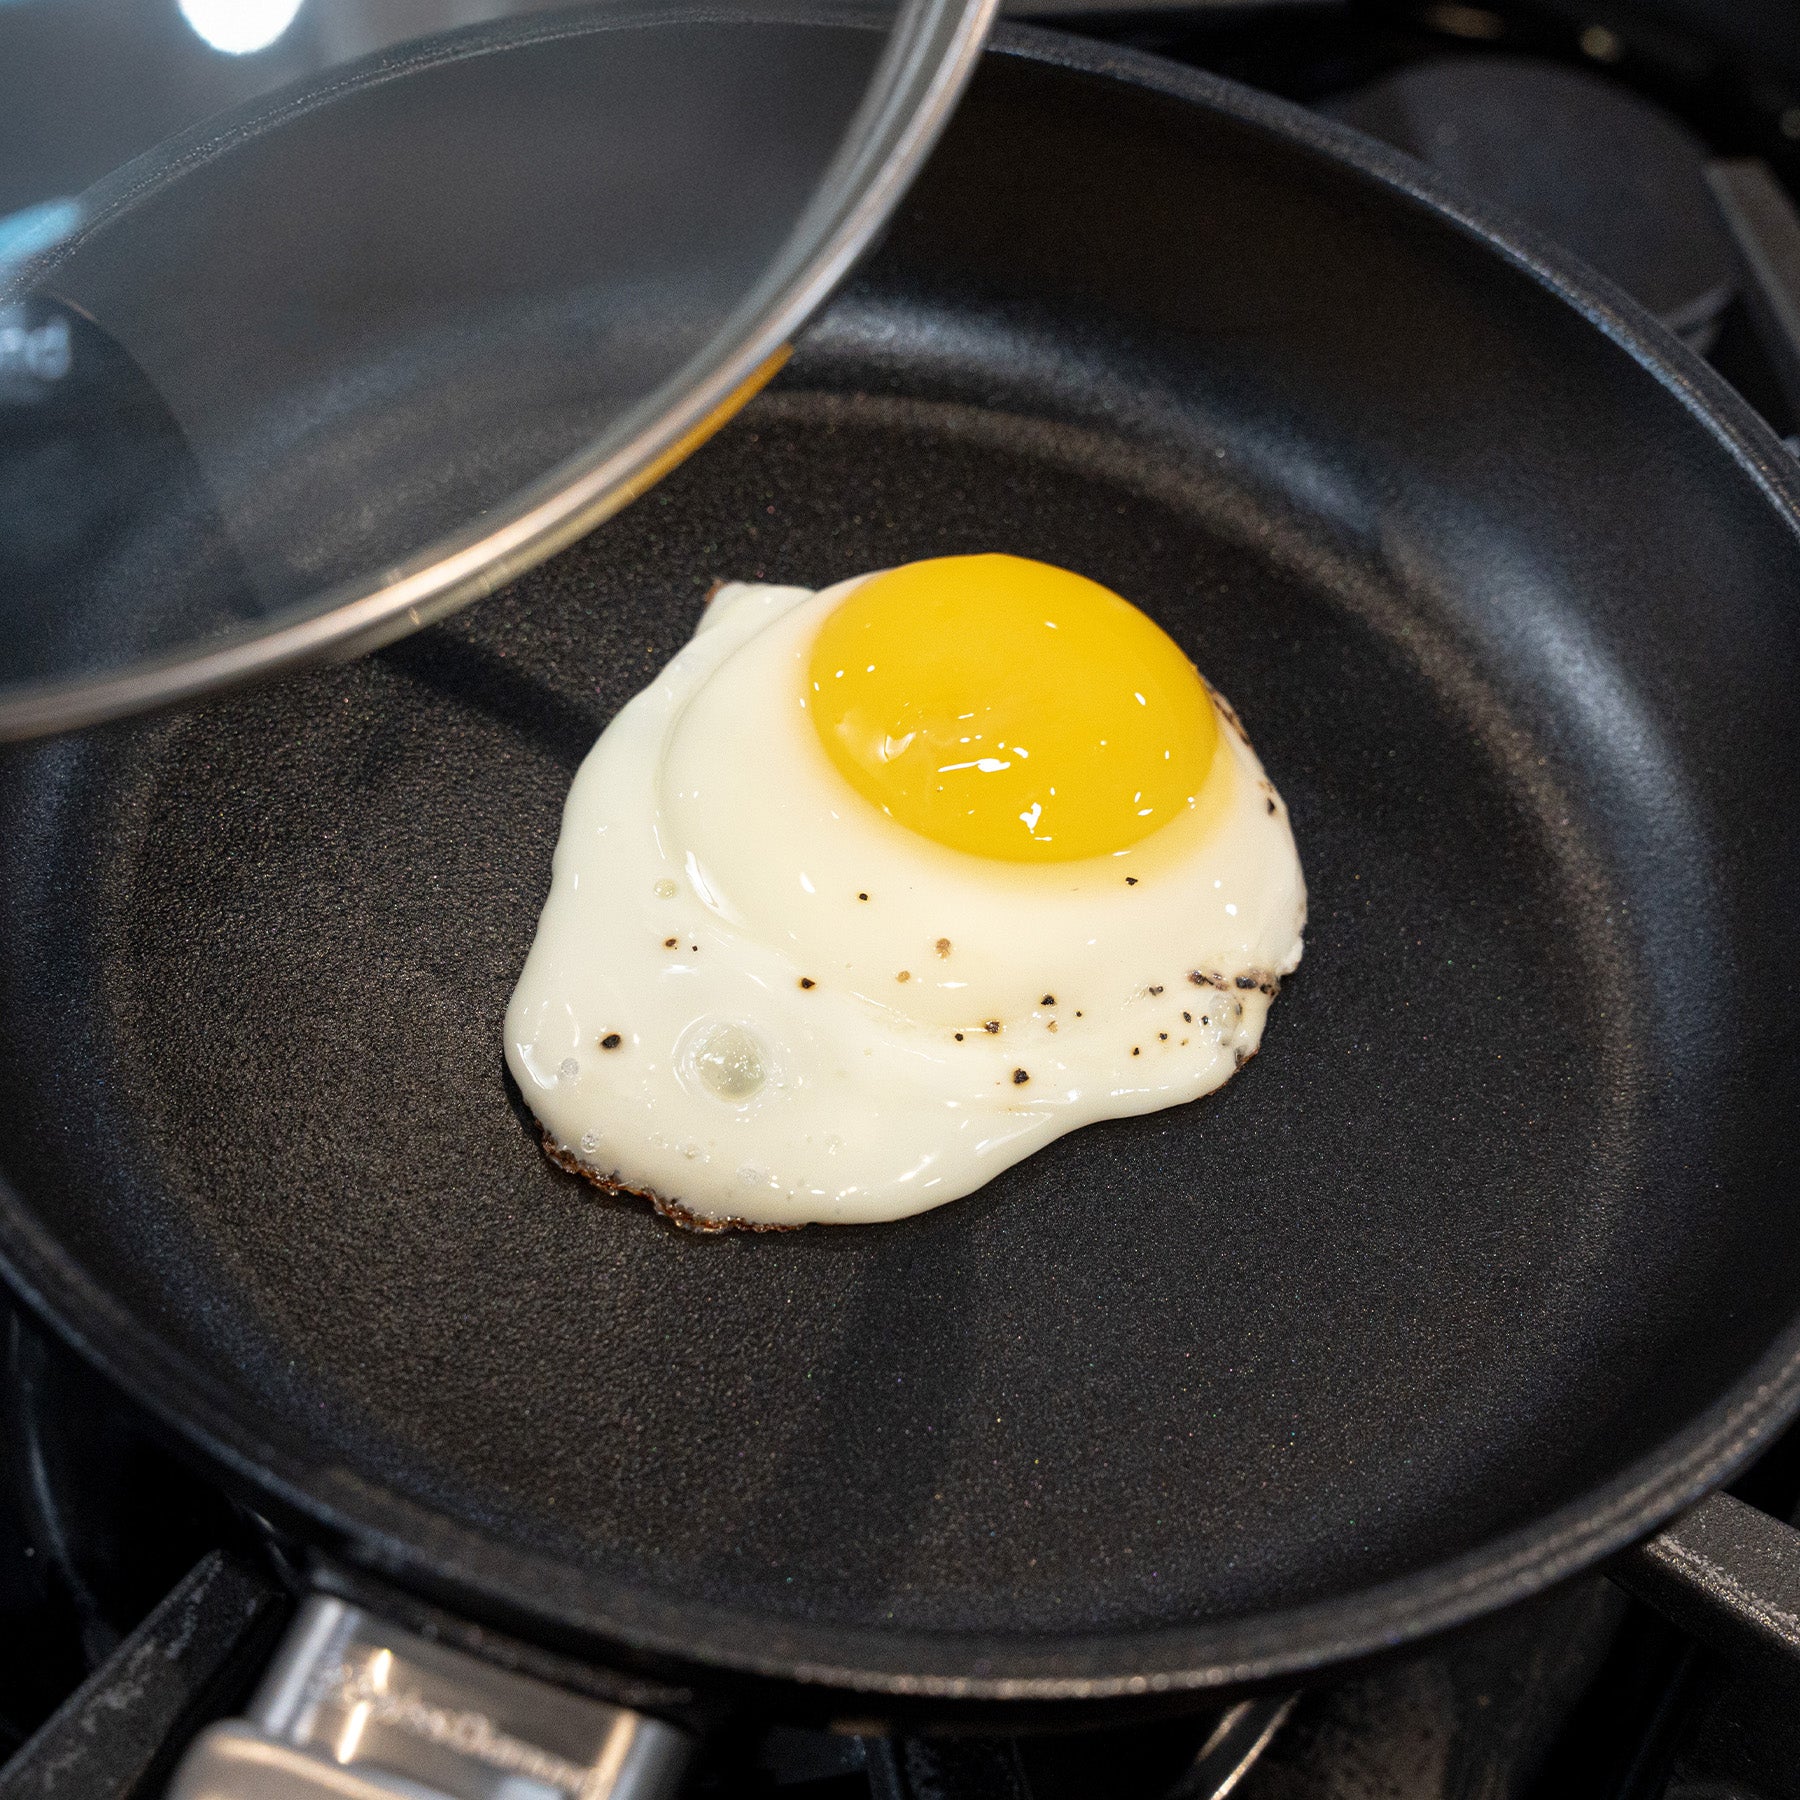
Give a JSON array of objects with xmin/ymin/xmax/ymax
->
[{"xmin": 0, "ymin": 0, "xmax": 997, "ymax": 738}]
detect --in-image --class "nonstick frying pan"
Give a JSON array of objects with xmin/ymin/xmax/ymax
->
[{"xmin": 2, "ymin": 16, "xmax": 1800, "ymax": 1760}]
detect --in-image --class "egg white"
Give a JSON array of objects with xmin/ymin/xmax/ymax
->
[{"xmin": 505, "ymin": 577, "xmax": 1306, "ymax": 1228}]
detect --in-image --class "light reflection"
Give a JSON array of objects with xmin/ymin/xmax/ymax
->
[
  {"xmin": 0, "ymin": 198, "xmax": 79, "ymax": 275},
  {"xmin": 177, "ymin": 0, "xmax": 303, "ymax": 55},
  {"xmin": 334, "ymin": 1701, "xmax": 371, "ymax": 1763},
  {"xmin": 0, "ymin": 307, "xmax": 70, "ymax": 384}
]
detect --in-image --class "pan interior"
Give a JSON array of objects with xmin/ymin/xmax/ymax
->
[{"xmin": 2, "ymin": 47, "xmax": 1799, "ymax": 1662}]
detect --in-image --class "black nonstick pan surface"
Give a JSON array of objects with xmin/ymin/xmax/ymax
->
[{"xmin": 2, "ymin": 23, "xmax": 1800, "ymax": 1714}]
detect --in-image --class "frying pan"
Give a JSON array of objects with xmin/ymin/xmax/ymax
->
[{"xmin": 2, "ymin": 13, "xmax": 1800, "ymax": 1767}]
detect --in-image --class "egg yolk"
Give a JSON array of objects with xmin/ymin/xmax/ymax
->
[{"xmin": 806, "ymin": 554, "xmax": 1219, "ymax": 862}]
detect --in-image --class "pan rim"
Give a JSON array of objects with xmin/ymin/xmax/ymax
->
[
  {"xmin": 6, "ymin": 22, "xmax": 1800, "ymax": 1703},
  {"xmin": 5, "ymin": 1179, "xmax": 1800, "ymax": 1701}
]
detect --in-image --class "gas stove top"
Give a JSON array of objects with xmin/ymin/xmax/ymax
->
[{"xmin": 3, "ymin": 4, "xmax": 1799, "ymax": 1796}]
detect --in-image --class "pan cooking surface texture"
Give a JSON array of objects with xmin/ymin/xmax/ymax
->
[{"xmin": 2, "ymin": 43, "xmax": 1798, "ymax": 1679}]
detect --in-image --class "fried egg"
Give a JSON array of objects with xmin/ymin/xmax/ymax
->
[{"xmin": 505, "ymin": 554, "xmax": 1305, "ymax": 1228}]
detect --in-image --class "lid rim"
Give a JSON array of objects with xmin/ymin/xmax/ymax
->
[{"xmin": 0, "ymin": 0, "xmax": 998, "ymax": 741}]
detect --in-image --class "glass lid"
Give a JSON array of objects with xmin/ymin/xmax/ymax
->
[{"xmin": 0, "ymin": 0, "xmax": 993, "ymax": 737}]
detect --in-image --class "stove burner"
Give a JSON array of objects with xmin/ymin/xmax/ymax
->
[{"xmin": 1322, "ymin": 55, "xmax": 1738, "ymax": 347}]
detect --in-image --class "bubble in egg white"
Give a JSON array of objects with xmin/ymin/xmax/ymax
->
[{"xmin": 682, "ymin": 1021, "xmax": 770, "ymax": 1103}]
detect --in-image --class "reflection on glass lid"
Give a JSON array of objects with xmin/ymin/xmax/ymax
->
[{"xmin": 0, "ymin": 0, "xmax": 994, "ymax": 737}]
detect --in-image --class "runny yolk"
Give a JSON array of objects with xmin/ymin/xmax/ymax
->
[{"xmin": 806, "ymin": 553, "xmax": 1219, "ymax": 862}]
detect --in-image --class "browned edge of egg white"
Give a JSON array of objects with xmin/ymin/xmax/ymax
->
[
  {"xmin": 541, "ymin": 1132, "xmax": 800, "ymax": 1236},
  {"xmin": 1202, "ymin": 677, "xmax": 1253, "ymax": 748}
]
